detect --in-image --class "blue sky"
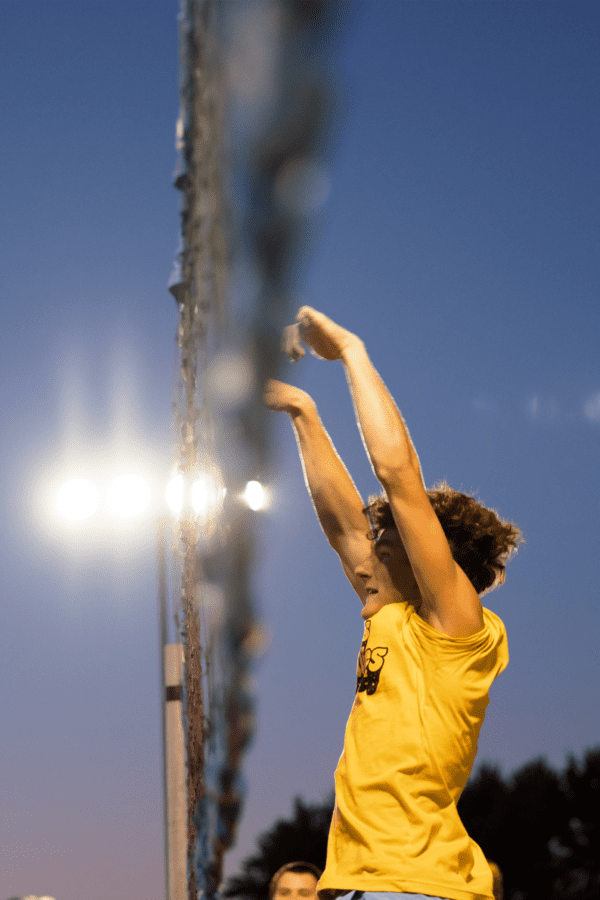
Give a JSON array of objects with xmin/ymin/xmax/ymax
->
[{"xmin": 1, "ymin": 2, "xmax": 599, "ymax": 899}]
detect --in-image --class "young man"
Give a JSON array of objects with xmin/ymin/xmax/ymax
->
[
  {"xmin": 270, "ymin": 862, "xmax": 323, "ymax": 900},
  {"xmin": 265, "ymin": 307, "xmax": 521, "ymax": 900}
]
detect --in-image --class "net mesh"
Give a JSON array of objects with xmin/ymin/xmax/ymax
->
[{"xmin": 165, "ymin": 2, "xmax": 341, "ymax": 897}]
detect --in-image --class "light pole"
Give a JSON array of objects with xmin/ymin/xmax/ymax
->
[
  {"xmin": 56, "ymin": 475, "xmax": 187, "ymax": 899},
  {"xmin": 54, "ymin": 471, "xmax": 269, "ymax": 899},
  {"xmin": 159, "ymin": 517, "xmax": 187, "ymax": 900}
]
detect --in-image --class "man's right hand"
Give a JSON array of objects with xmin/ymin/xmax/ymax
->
[
  {"xmin": 282, "ymin": 307, "xmax": 360, "ymax": 363},
  {"xmin": 264, "ymin": 379, "xmax": 314, "ymax": 416}
]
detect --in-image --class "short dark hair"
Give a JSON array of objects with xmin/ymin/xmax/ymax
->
[
  {"xmin": 269, "ymin": 862, "xmax": 322, "ymax": 899},
  {"xmin": 365, "ymin": 481, "xmax": 523, "ymax": 595}
]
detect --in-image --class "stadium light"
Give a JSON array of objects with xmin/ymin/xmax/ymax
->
[
  {"xmin": 242, "ymin": 480, "xmax": 270, "ymax": 511},
  {"xmin": 165, "ymin": 473, "xmax": 184, "ymax": 515},
  {"xmin": 107, "ymin": 474, "xmax": 152, "ymax": 517},
  {"xmin": 56, "ymin": 468, "xmax": 267, "ymax": 523},
  {"xmin": 165, "ymin": 469, "xmax": 226, "ymax": 523},
  {"xmin": 56, "ymin": 478, "xmax": 99, "ymax": 520}
]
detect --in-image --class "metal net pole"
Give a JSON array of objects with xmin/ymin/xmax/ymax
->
[{"xmin": 166, "ymin": 2, "xmax": 342, "ymax": 897}]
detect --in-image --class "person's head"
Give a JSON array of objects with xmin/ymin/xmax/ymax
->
[
  {"xmin": 363, "ymin": 481, "xmax": 522, "ymax": 603},
  {"xmin": 269, "ymin": 863, "xmax": 322, "ymax": 900},
  {"xmin": 355, "ymin": 525, "xmax": 422, "ymax": 619}
]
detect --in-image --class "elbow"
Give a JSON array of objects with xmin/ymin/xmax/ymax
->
[
  {"xmin": 373, "ymin": 459, "xmax": 422, "ymax": 490},
  {"xmin": 372, "ymin": 461, "xmax": 395, "ymax": 485}
]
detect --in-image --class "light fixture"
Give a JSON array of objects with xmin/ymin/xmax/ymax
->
[
  {"xmin": 242, "ymin": 480, "xmax": 269, "ymax": 511},
  {"xmin": 107, "ymin": 474, "xmax": 151, "ymax": 517},
  {"xmin": 57, "ymin": 479, "xmax": 99, "ymax": 520}
]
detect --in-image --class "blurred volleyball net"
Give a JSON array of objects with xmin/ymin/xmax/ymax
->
[{"xmin": 160, "ymin": 2, "xmax": 342, "ymax": 899}]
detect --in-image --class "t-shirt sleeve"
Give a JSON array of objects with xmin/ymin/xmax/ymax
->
[{"xmin": 408, "ymin": 605, "xmax": 509, "ymax": 681}]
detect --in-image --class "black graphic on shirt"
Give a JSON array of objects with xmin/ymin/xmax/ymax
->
[{"xmin": 356, "ymin": 620, "xmax": 389, "ymax": 695}]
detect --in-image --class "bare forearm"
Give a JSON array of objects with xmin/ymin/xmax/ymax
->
[
  {"xmin": 341, "ymin": 338, "xmax": 424, "ymax": 487},
  {"xmin": 290, "ymin": 401, "xmax": 366, "ymax": 545}
]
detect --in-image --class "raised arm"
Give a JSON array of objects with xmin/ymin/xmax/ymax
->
[
  {"xmin": 264, "ymin": 379, "xmax": 371, "ymax": 601},
  {"xmin": 287, "ymin": 307, "xmax": 483, "ymax": 637}
]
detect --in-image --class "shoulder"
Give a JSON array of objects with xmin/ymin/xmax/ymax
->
[
  {"xmin": 481, "ymin": 606, "xmax": 509, "ymax": 663},
  {"xmin": 482, "ymin": 605, "xmax": 507, "ymax": 635},
  {"xmin": 410, "ymin": 604, "xmax": 507, "ymax": 652},
  {"xmin": 405, "ymin": 606, "xmax": 509, "ymax": 686}
]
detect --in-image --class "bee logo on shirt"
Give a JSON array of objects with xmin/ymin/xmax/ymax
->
[{"xmin": 356, "ymin": 621, "xmax": 388, "ymax": 695}]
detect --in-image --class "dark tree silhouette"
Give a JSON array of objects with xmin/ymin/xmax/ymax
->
[
  {"xmin": 550, "ymin": 747, "xmax": 600, "ymax": 900},
  {"xmin": 459, "ymin": 757, "xmax": 567, "ymax": 900},
  {"xmin": 508, "ymin": 759, "xmax": 566, "ymax": 900},
  {"xmin": 222, "ymin": 795, "xmax": 334, "ymax": 900},
  {"xmin": 225, "ymin": 747, "xmax": 600, "ymax": 900},
  {"xmin": 457, "ymin": 761, "xmax": 511, "ymax": 862}
]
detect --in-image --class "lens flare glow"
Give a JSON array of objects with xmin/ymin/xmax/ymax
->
[
  {"xmin": 192, "ymin": 472, "xmax": 226, "ymax": 523},
  {"xmin": 57, "ymin": 479, "xmax": 99, "ymax": 520},
  {"xmin": 166, "ymin": 469, "xmax": 226, "ymax": 523},
  {"xmin": 107, "ymin": 474, "xmax": 151, "ymax": 517},
  {"xmin": 243, "ymin": 480, "xmax": 269, "ymax": 511},
  {"xmin": 166, "ymin": 474, "xmax": 184, "ymax": 514}
]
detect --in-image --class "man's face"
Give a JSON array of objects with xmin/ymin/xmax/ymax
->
[
  {"xmin": 355, "ymin": 527, "xmax": 421, "ymax": 619},
  {"xmin": 273, "ymin": 872, "xmax": 318, "ymax": 900}
]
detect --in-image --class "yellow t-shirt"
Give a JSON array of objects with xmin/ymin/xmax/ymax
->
[{"xmin": 318, "ymin": 602, "xmax": 508, "ymax": 900}]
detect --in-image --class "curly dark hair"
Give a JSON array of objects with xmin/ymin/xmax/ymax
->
[{"xmin": 365, "ymin": 481, "xmax": 523, "ymax": 595}]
